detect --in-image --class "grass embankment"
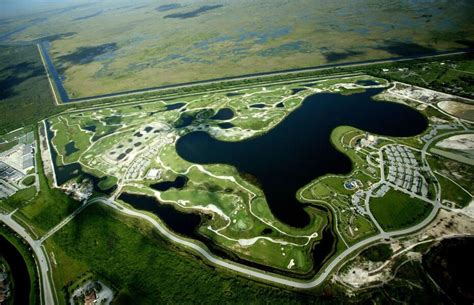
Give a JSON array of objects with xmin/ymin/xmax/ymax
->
[
  {"xmin": 0, "ymin": 226, "xmax": 39, "ymax": 305},
  {"xmin": 0, "ymin": 186, "xmax": 37, "ymax": 213},
  {"xmin": 22, "ymin": 175, "xmax": 36, "ymax": 186},
  {"xmin": 98, "ymin": 175, "xmax": 118, "ymax": 191},
  {"xmin": 15, "ymin": 128, "xmax": 79, "ymax": 235},
  {"xmin": 48, "ymin": 204, "xmax": 324, "ymax": 305},
  {"xmin": 370, "ymin": 190, "xmax": 433, "ymax": 231},
  {"xmin": 435, "ymin": 174, "xmax": 472, "ymax": 208}
]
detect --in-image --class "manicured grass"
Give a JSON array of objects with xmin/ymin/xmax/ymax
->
[
  {"xmin": 49, "ymin": 204, "xmax": 321, "ymax": 305},
  {"xmin": 370, "ymin": 190, "xmax": 433, "ymax": 231},
  {"xmin": 22, "ymin": 175, "xmax": 36, "ymax": 186}
]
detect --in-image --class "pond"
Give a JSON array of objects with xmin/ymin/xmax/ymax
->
[
  {"xmin": 356, "ymin": 79, "xmax": 379, "ymax": 86},
  {"xmin": 150, "ymin": 175, "xmax": 188, "ymax": 191},
  {"xmin": 176, "ymin": 88, "xmax": 427, "ymax": 228},
  {"xmin": 210, "ymin": 108, "xmax": 234, "ymax": 120},
  {"xmin": 64, "ymin": 141, "xmax": 79, "ymax": 156},
  {"xmin": 119, "ymin": 193, "xmax": 201, "ymax": 237},
  {"xmin": 218, "ymin": 123, "xmax": 235, "ymax": 129},
  {"xmin": 165, "ymin": 102, "xmax": 186, "ymax": 111},
  {"xmin": 45, "ymin": 121, "xmax": 116, "ymax": 194}
]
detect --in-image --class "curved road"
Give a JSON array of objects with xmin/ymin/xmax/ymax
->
[
  {"xmin": 0, "ymin": 131, "xmax": 461, "ymax": 302},
  {"xmin": 0, "ymin": 211, "xmax": 55, "ymax": 305},
  {"xmin": 97, "ymin": 195, "xmax": 442, "ymax": 289}
]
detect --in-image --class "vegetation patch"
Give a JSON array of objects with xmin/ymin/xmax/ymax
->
[
  {"xmin": 370, "ymin": 190, "xmax": 433, "ymax": 231},
  {"xmin": 360, "ymin": 243, "xmax": 393, "ymax": 262}
]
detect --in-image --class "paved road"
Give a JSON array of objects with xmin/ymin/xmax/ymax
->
[
  {"xmin": 97, "ymin": 196, "xmax": 443, "ymax": 289},
  {"xmin": 41, "ymin": 48, "xmax": 469, "ymax": 104},
  {"xmin": 0, "ymin": 212, "xmax": 55, "ymax": 305},
  {"xmin": 39, "ymin": 198, "xmax": 95, "ymax": 243}
]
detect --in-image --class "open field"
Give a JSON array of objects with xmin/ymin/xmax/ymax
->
[
  {"xmin": 370, "ymin": 190, "xmax": 433, "ymax": 231},
  {"xmin": 435, "ymin": 174, "xmax": 472, "ymax": 208},
  {"xmin": 1, "ymin": 0, "xmax": 473, "ymax": 97},
  {"xmin": 47, "ymin": 204, "xmax": 323, "ymax": 305},
  {"xmin": 0, "ymin": 45, "xmax": 59, "ymax": 133},
  {"xmin": 373, "ymin": 54, "xmax": 474, "ymax": 98}
]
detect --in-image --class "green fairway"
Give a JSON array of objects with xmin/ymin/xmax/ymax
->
[{"xmin": 370, "ymin": 190, "xmax": 433, "ymax": 231}]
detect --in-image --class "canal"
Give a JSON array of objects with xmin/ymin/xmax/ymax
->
[{"xmin": 0, "ymin": 234, "xmax": 33, "ymax": 305}]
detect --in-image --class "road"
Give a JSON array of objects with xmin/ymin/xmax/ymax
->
[
  {"xmin": 38, "ymin": 43, "xmax": 470, "ymax": 104},
  {"xmin": 95, "ymin": 195, "xmax": 443, "ymax": 289},
  {"xmin": 0, "ymin": 196, "xmax": 102, "ymax": 305},
  {"xmin": 39, "ymin": 198, "xmax": 95, "ymax": 243},
  {"xmin": 0, "ymin": 211, "xmax": 55, "ymax": 305}
]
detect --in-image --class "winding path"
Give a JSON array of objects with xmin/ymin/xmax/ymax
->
[
  {"xmin": 0, "ymin": 211, "xmax": 55, "ymax": 305},
  {"xmin": 95, "ymin": 194, "xmax": 443, "ymax": 289}
]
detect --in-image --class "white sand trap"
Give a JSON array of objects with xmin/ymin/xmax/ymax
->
[{"xmin": 287, "ymin": 259, "xmax": 295, "ymax": 269}]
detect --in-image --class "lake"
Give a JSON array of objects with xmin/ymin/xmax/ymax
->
[{"xmin": 176, "ymin": 89, "xmax": 427, "ymax": 227}]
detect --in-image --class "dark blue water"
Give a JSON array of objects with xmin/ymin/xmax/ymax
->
[
  {"xmin": 249, "ymin": 104, "xmax": 265, "ymax": 109},
  {"xmin": 218, "ymin": 123, "xmax": 235, "ymax": 129},
  {"xmin": 0, "ymin": 235, "xmax": 32, "ymax": 305},
  {"xmin": 176, "ymin": 89, "xmax": 427, "ymax": 227},
  {"xmin": 82, "ymin": 125, "xmax": 96, "ymax": 132},
  {"xmin": 150, "ymin": 176, "xmax": 188, "ymax": 191},
  {"xmin": 165, "ymin": 102, "xmax": 186, "ymax": 110},
  {"xmin": 119, "ymin": 193, "xmax": 201, "ymax": 237},
  {"xmin": 65, "ymin": 141, "xmax": 79, "ymax": 156},
  {"xmin": 39, "ymin": 42, "xmax": 70, "ymax": 102},
  {"xmin": 291, "ymin": 88, "xmax": 306, "ymax": 95},
  {"xmin": 118, "ymin": 192, "xmax": 336, "ymax": 277},
  {"xmin": 210, "ymin": 108, "xmax": 234, "ymax": 120},
  {"xmin": 356, "ymin": 80, "xmax": 379, "ymax": 86}
]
